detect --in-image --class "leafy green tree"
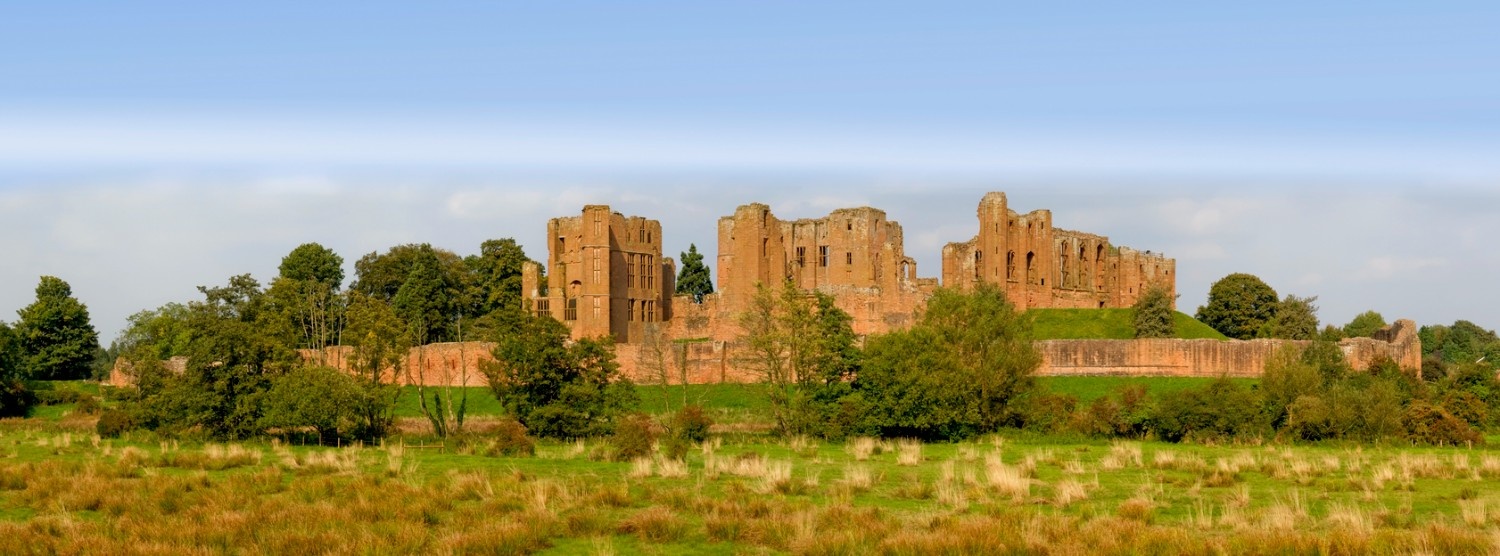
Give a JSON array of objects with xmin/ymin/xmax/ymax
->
[
  {"xmin": 15, "ymin": 276, "xmax": 100, "ymax": 380},
  {"xmin": 114, "ymin": 303, "xmax": 193, "ymax": 361},
  {"xmin": 736, "ymin": 279, "xmax": 834, "ymax": 435},
  {"xmin": 1260, "ymin": 345, "xmax": 1323, "ymax": 429},
  {"xmin": 141, "ymin": 275, "xmax": 294, "ymax": 439},
  {"xmin": 343, "ymin": 291, "xmax": 408, "ymax": 440},
  {"xmin": 278, "ymin": 242, "xmax": 345, "ymax": 290},
  {"xmin": 268, "ymin": 243, "xmax": 347, "ymax": 352},
  {"xmin": 392, "ymin": 254, "xmax": 460, "ymax": 344},
  {"xmin": 1342, "ymin": 310, "xmax": 1387, "ymax": 338},
  {"xmin": 1419, "ymin": 320, "xmax": 1500, "ymax": 367},
  {"xmin": 855, "ymin": 285, "xmax": 1040, "ymax": 440},
  {"xmin": 675, "ymin": 243, "xmax": 714, "ymax": 303},
  {"xmin": 1195, "ymin": 273, "xmax": 1278, "ymax": 340},
  {"xmin": 1264, "ymin": 294, "xmax": 1320, "ymax": 340},
  {"xmin": 484, "ymin": 312, "xmax": 637, "ymax": 439},
  {"xmin": 463, "ymin": 238, "xmax": 534, "ymax": 317},
  {"xmin": 0, "ymin": 322, "xmax": 35, "ymax": 417},
  {"xmin": 1131, "ymin": 285, "xmax": 1176, "ymax": 339},
  {"xmin": 352, "ymin": 243, "xmax": 469, "ymax": 307},
  {"xmin": 260, "ymin": 366, "xmax": 362, "ymax": 444}
]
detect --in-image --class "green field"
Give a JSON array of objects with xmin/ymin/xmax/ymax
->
[
  {"xmin": 1, "ymin": 411, "xmax": 1497, "ymax": 554},
  {"xmin": 1028, "ymin": 308, "xmax": 1229, "ymax": 340}
]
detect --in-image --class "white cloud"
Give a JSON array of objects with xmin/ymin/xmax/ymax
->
[{"xmin": 1360, "ymin": 256, "xmax": 1446, "ymax": 279}]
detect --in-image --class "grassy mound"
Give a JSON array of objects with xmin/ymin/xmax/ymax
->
[{"xmin": 1027, "ymin": 308, "xmax": 1228, "ymax": 340}]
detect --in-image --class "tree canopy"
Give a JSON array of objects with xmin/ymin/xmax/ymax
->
[
  {"xmin": 1265, "ymin": 294, "xmax": 1320, "ymax": 340},
  {"xmin": 675, "ymin": 243, "xmax": 714, "ymax": 303},
  {"xmin": 484, "ymin": 312, "xmax": 636, "ymax": 439},
  {"xmin": 15, "ymin": 276, "xmax": 100, "ymax": 380},
  {"xmin": 1343, "ymin": 310, "xmax": 1387, "ymax": 338},
  {"xmin": 278, "ymin": 242, "xmax": 345, "ymax": 290},
  {"xmin": 1131, "ymin": 285, "xmax": 1176, "ymax": 339},
  {"xmin": 855, "ymin": 285, "xmax": 1040, "ymax": 440},
  {"xmin": 1195, "ymin": 273, "xmax": 1278, "ymax": 340}
]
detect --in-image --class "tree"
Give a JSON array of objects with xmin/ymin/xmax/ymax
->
[
  {"xmin": 1131, "ymin": 285, "xmax": 1176, "ymax": 339},
  {"xmin": 279, "ymin": 242, "xmax": 345, "ymax": 290},
  {"xmin": 484, "ymin": 312, "xmax": 636, "ymax": 439},
  {"xmin": 343, "ymin": 291, "xmax": 408, "ymax": 440},
  {"xmin": 1342, "ymin": 310, "xmax": 1387, "ymax": 338},
  {"xmin": 114, "ymin": 303, "xmax": 193, "ymax": 362},
  {"xmin": 392, "ymin": 253, "xmax": 460, "ymax": 344},
  {"xmin": 1419, "ymin": 321, "xmax": 1500, "ymax": 367},
  {"xmin": 675, "ymin": 243, "xmax": 714, "ymax": 303},
  {"xmin": 1265, "ymin": 294, "xmax": 1319, "ymax": 340},
  {"xmin": 736, "ymin": 279, "xmax": 823, "ymax": 435},
  {"xmin": 259, "ymin": 366, "xmax": 362, "ymax": 444},
  {"xmin": 269, "ymin": 243, "xmax": 347, "ymax": 353},
  {"xmin": 139, "ymin": 275, "xmax": 294, "ymax": 439},
  {"xmin": 1195, "ymin": 273, "xmax": 1278, "ymax": 340},
  {"xmin": 0, "ymin": 322, "xmax": 35, "ymax": 417},
  {"xmin": 463, "ymin": 238, "xmax": 533, "ymax": 317},
  {"xmin": 855, "ymin": 285, "xmax": 1040, "ymax": 440},
  {"xmin": 15, "ymin": 276, "xmax": 100, "ymax": 380}
]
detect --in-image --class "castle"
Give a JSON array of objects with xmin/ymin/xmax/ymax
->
[
  {"xmin": 111, "ymin": 190, "xmax": 1422, "ymax": 388},
  {"xmin": 522, "ymin": 191, "xmax": 1175, "ymax": 344}
]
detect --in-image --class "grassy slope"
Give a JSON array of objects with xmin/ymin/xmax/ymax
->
[{"xmin": 1028, "ymin": 308, "xmax": 1228, "ymax": 340}]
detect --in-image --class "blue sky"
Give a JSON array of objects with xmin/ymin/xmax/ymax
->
[{"xmin": 2, "ymin": 2, "xmax": 1498, "ymax": 341}]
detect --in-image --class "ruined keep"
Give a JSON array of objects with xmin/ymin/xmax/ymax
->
[
  {"xmin": 942, "ymin": 192, "xmax": 1176, "ymax": 310},
  {"xmin": 519, "ymin": 205, "xmax": 676, "ymax": 344},
  {"xmin": 523, "ymin": 192, "xmax": 1175, "ymax": 348}
]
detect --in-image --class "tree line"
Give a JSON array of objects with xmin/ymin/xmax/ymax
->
[{"xmin": 4, "ymin": 245, "xmax": 1500, "ymax": 450}]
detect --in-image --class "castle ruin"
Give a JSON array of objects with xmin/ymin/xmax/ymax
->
[{"xmin": 523, "ymin": 191, "xmax": 1174, "ymax": 346}]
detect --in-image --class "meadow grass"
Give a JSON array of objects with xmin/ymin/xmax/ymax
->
[{"xmin": 2, "ymin": 413, "xmax": 1498, "ymax": 555}]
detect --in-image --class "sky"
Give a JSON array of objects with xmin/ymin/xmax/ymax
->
[{"xmin": 2, "ymin": 2, "xmax": 1498, "ymax": 342}]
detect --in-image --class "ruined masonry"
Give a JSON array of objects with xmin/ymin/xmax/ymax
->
[{"xmin": 110, "ymin": 191, "xmax": 1422, "ymax": 387}]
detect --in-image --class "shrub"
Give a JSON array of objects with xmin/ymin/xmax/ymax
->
[
  {"xmin": 1153, "ymin": 378, "xmax": 1265, "ymax": 443},
  {"xmin": 1439, "ymin": 390, "xmax": 1489, "ymax": 429},
  {"xmin": 485, "ymin": 418, "xmax": 535, "ymax": 457},
  {"xmin": 1404, "ymin": 400, "xmax": 1483, "ymax": 446},
  {"xmin": 96, "ymin": 408, "xmax": 135, "ymax": 438},
  {"xmin": 1020, "ymin": 392, "xmax": 1078, "ymax": 434},
  {"xmin": 671, "ymin": 404, "xmax": 713, "ymax": 443},
  {"xmin": 612, "ymin": 412, "xmax": 658, "ymax": 462},
  {"xmin": 74, "ymin": 395, "xmax": 103, "ymax": 416}
]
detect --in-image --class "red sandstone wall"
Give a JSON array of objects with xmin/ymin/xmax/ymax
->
[
  {"xmin": 1036, "ymin": 320, "xmax": 1421, "ymax": 378},
  {"xmin": 109, "ymin": 320, "xmax": 1420, "ymax": 388}
]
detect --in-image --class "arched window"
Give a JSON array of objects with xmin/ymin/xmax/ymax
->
[
  {"xmin": 974, "ymin": 251, "xmax": 982, "ymax": 279},
  {"xmin": 1025, "ymin": 252, "xmax": 1036, "ymax": 284},
  {"xmin": 1006, "ymin": 251, "xmax": 1016, "ymax": 280}
]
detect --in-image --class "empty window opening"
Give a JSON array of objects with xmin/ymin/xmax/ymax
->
[
  {"xmin": 796, "ymin": 246, "xmax": 806, "ymax": 266},
  {"xmin": 819, "ymin": 246, "xmax": 828, "ymax": 267},
  {"xmin": 846, "ymin": 252, "xmax": 853, "ymax": 265}
]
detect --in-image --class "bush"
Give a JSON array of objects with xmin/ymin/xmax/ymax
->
[
  {"xmin": 1020, "ymin": 392, "xmax": 1078, "ymax": 434},
  {"xmin": 1404, "ymin": 400, "xmax": 1483, "ymax": 446},
  {"xmin": 96, "ymin": 408, "xmax": 135, "ymax": 438},
  {"xmin": 612, "ymin": 412, "xmax": 658, "ymax": 462},
  {"xmin": 1153, "ymin": 378, "xmax": 1265, "ymax": 443},
  {"xmin": 0, "ymin": 380, "xmax": 36, "ymax": 418},
  {"xmin": 74, "ymin": 395, "xmax": 102, "ymax": 416},
  {"xmin": 485, "ymin": 418, "xmax": 535, "ymax": 457},
  {"xmin": 671, "ymin": 405, "xmax": 713, "ymax": 443}
]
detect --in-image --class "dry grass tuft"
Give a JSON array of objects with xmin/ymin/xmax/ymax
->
[
  {"xmin": 1117, "ymin": 497, "xmax": 1154, "ymax": 523},
  {"xmin": 1052, "ymin": 479, "xmax": 1087, "ymax": 507},
  {"xmin": 846, "ymin": 437, "xmax": 878, "ymax": 461},
  {"xmin": 1100, "ymin": 442, "xmax": 1143, "ymax": 470},
  {"xmin": 895, "ymin": 439, "xmax": 922, "ymax": 467},
  {"xmin": 985, "ymin": 453, "xmax": 1030, "ymax": 500}
]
